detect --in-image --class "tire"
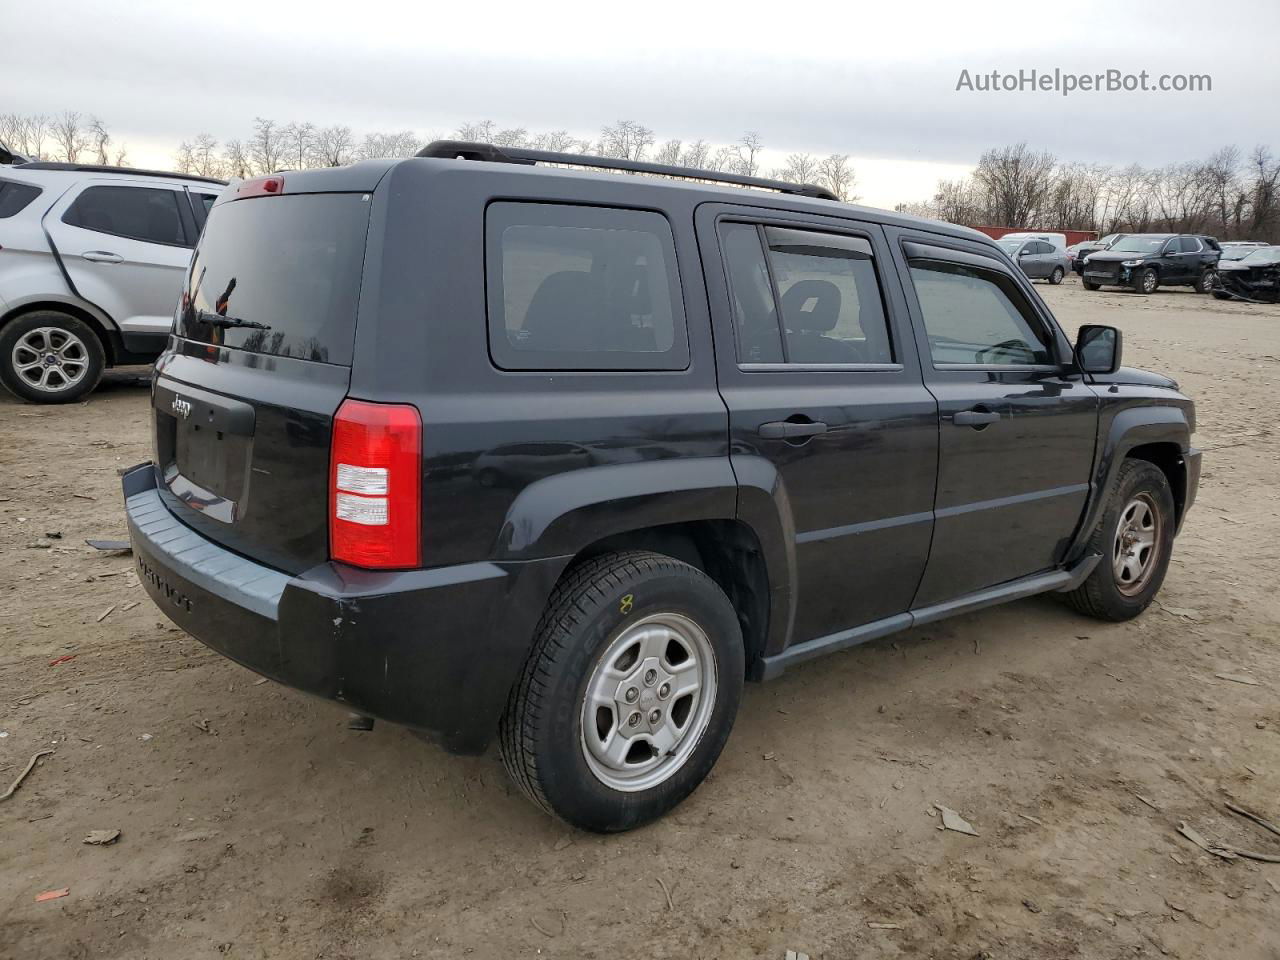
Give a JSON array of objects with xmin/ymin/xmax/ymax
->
[
  {"xmin": 1194, "ymin": 270, "xmax": 1215, "ymax": 294},
  {"xmin": 0, "ymin": 310, "xmax": 105, "ymax": 404},
  {"xmin": 499, "ymin": 550, "xmax": 745, "ymax": 832},
  {"xmin": 1134, "ymin": 267, "xmax": 1159, "ymax": 294},
  {"xmin": 1049, "ymin": 266, "xmax": 1065, "ymax": 285},
  {"xmin": 1083, "ymin": 280, "xmax": 1102, "ymax": 291},
  {"xmin": 1064, "ymin": 459, "xmax": 1176, "ymax": 621}
]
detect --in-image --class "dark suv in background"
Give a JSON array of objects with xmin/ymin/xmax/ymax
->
[
  {"xmin": 123, "ymin": 142, "xmax": 1200, "ymax": 832},
  {"xmin": 1082, "ymin": 233, "xmax": 1221, "ymax": 293}
]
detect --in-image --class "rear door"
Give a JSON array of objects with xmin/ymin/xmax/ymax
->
[
  {"xmin": 44, "ymin": 180, "xmax": 197, "ymax": 341},
  {"xmin": 890, "ymin": 236, "xmax": 1098, "ymax": 605},
  {"xmin": 697, "ymin": 203, "xmax": 937, "ymax": 644},
  {"xmin": 154, "ymin": 189, "xmax": 373, "ymax": 573}
]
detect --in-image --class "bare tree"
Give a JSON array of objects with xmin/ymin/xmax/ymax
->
[
  {"xmin": 174, "ymin": 140, "xmax": 196, "ymax": 174},
  {"xmin": 492, "ymin": 127, "xmax": 529, "ymax": 148},
  {"xmin": 358, "ymin": 131, "xmax": 420, "ymax": 159},
  {"xmin": 599, "ymin": 120, "xmax": 654, "ymax": 161},
  {"xmin": 51, "ymin": 111, "xmax": 90, "ymax": 162},
  {"xmin": 249, "ymin": 117, "xmax": 285, "ymax": 174},
  {"xmin": 313, "ymin": 125, "xmax": 354, "ymax": 167},
  {"xmin": 971, "ymin": 143, "xmax": 1056, "ymax": 225},
  {"xmin": 680, "ymin": 140, "xmax": 712, "ymax": 169},
  {"xmin": 776, "ymin": 152, "xmax": 820, "ymax": 185},
  {"xmin": 222, "ymin": 139, "xmax": 252, "ymax": 179},
  {"xmin": 818, "ymin": 154, "xmax": 858, "ymax": 201},
  {"xmin": 282, "ymin": 121, "xmax": 315, "ymax": 169},
  {"xmin": 454, "ymin": 120, "xmax": 496, "ymax": 142},
  {"xmin": 733, "ymin": 132, "xmax": 764, "ymax": 177},
  {"xmin": 88, "ymin": 117, "xmax": 112, "ymax": 165},
  {"xmin": 531, "ymin": 130, "xmax": 579, "ymax": 152},
  {"xmin": 652, "ymin": 139, "xmax": 683, "ymax": 166}
]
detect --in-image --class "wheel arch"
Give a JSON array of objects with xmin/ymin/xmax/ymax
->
[{"xmin": 0, "ymin": 299, "xmax": 118, "ymax": 365}]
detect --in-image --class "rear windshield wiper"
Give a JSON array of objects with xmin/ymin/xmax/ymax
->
[{"xmin": 196, "ymin": 310, "xmax": 271, "ymax": 331}]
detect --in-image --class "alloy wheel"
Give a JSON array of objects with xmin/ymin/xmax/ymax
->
[{"xmin": 11, "ymin": 326, "xmax": 90, "ymax": 394}]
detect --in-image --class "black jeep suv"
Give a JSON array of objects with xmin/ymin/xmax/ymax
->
[
  {"xmin": 124, "ymin": 142, "xmax": 1200, "ymax": 832},
  {"xmin": 1082, "ymin": 233, "xmax": 1221, "ymax": 293}
]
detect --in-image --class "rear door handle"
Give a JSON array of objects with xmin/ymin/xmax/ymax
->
[
  {"xmin": 758, "ymin": 420, "xmax": 828, "ymax": 440},
  {"xmin": 81, "ymin": 251, "xmax": 123, "ymax": 263},
  {"xmin": 953, "ymin": 410, "xmax": 1001, "ymax": 427}
]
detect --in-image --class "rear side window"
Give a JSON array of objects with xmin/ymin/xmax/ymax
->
[
  {"xmin": 63, "ymin": 185, "xmax": 187, "ymax": 246},
  {"xmin": 908, "ymin": 260, "xmax": 1053, "ymax": 366},
  {"xmin": 1178, "ymin": 237, "xmax": 1202, "ymax": 253},
  {"xmin": 0, "ymin": 179, "xmax": 42, "ymax": 218},
  {"xmin": 175, "ymin": 194, "xmax": 371, "ymax": 364},
  {"xmin": 718, "ymin": 222, "xmax": 894, "ymax": 365},
  {"xmin": 486, "ymin": 202, "xmax": 689, "ymax": 371}
]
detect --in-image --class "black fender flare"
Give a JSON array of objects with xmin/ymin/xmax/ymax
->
[
  {"xmin": 730, "ymin": 455, "xmax": 798, "ymax": 663},
  {"xmin": 493, "ymin": 458, "xmax": 739, "ymax": 561},
  {"xmin": 1065, "ymin": 404, "xmax": 1192, "ymax": 562}
]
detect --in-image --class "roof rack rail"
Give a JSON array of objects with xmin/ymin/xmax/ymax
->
[
  {"xmin": 14, "ymin": 162, "xmax": 227, "ymax": 186},
  {"xmin": 416, "ymin": 140, "xmax": 838, "ymax": 202}
]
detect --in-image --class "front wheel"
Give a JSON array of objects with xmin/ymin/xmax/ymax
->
[
  {"xmin": 0, "ymin": 311, "xmax": 105, "ymax": 403},
  {"xmin": 1049, "ymin": 266, "xmax": 1065, "ymax": 285},
  {"xmin": 1083, "ymin": 280, "xmax": 1102, "ymax": 291},
  {"xmin": 499, "ymin": 551, "xmax": 744, "ymax": 832},
  {"xmin": 1134, "ymin": 267, "xmax": 1159, "ymax": 294},
  {"xmin": 1064, "ymin": 459, "xmax": 1176, "ymax": 621}
]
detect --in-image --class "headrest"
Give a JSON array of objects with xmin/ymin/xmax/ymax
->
[{"xmin": 781, "ymin": 279, "xmax": 841, "ymax": 333}]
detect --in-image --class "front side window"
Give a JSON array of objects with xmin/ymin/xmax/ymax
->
[
  {"xmin": 486, "ymin": 203, "xmax": 688, "ymax": 371},
  {"xmin": 63, "ymin": 185, "xmax": 186, "ymax": 246},
  {"xmin": 0, "ymin": 179, "xmax": 42, "ymax": 218},
  {"xmin": 908, "ymin": 260, "xmax": 1054, "ymax": 366}
]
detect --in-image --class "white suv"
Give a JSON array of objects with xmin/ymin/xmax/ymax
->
[{"xmin": 0, "ymin": 162, "xmax": 225, "ymax": 403}]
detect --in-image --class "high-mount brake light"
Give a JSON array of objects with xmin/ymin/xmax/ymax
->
[
  {"xmin": 235, "ymin": 176, "xmax": 285, "ymax": 199},
  {"xmin": 329, "ymin": 399, "xmax": 421, "ymax": 569}
]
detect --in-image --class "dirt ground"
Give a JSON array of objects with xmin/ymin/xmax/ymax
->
[{"xmin": 2, "ymin": 279, "xmax": 1279, "ymax": 960}]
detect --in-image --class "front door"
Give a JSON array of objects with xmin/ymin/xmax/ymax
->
[
  {"xmin": 891, "ymin": 237, "xmax": 1099, "ymax": 606},
  {"xmin": 697, "ymin": 204, "xmax": 938, "ymax": 646}
]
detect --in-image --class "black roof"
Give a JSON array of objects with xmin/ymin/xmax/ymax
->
[{"xmin": 15, "ymin": 161, "xmax": 226, "ymax": 186}]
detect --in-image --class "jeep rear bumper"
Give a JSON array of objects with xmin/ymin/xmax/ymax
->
[{"xmin": 122, "ymin": 463, "xmax": 565, "ymax": 754}]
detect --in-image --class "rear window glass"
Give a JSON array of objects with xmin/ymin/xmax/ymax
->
[
  {"xmin": 63, "ymin": 185, "xmax": 187, "ymax": 246},
  {"xmin": 0, "ymin": 179, "xmax": 42, "ymax": 218},
  {"xmin": 485, "ymin": 202, "xmax": 689, "ymax": 371},
  {"xmin": 175, "ymin": 194, "xmax": 371, "ymax": 364}
]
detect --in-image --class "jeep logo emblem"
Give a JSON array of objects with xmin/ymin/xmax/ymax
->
[{"xmin": 171, "ymin": 396, "xmax": 192, "ymax": 419}]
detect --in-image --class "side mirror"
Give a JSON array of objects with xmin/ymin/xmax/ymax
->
[
  {"xmin": 1018, "ymin": 248, "xmax": 1030, "ymax": 257},
  {"xmin": 1075, "ymin": 324, "xmax": 1122, "ymax": 375}
]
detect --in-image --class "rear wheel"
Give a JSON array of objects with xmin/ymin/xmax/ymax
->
[
  {"xmin": 0, "ymin": 311, "xmax": 105, "ymax": 404},
  {"xmin": 499, "ymin": 551, "xmax": 744, "ymax": 832},
  {"xmin": 1049, "ymin": 266, "xmax": 1065, "ymax": 285},
  {"xmin": 1064, "ymin": 459, "xmax": 1175, "ymax": 621},
  {"xmin": 1194, "ymin": 270, "xmax": 1215, "ymax": 294}
]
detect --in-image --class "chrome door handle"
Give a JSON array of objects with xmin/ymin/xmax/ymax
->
[
  {"xmin": 953, "ymin": 410, "xmax": 1001, "ymax": 427},
  {"xmin": 758, "ymin": 420, "xmax": 828, "ymax": 440},
  {"xmin": 81, "ymin": 251, "xmax": 123, "ymax": 263}
]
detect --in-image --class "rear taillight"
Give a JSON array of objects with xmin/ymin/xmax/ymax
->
[{"xmin": 329, "ymin": 399, "xmax": 421, "ymax": 569}]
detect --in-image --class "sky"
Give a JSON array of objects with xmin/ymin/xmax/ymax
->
[{"xmin": 4, "ymin": 0, "xmax": 1278, "ymax": 208}]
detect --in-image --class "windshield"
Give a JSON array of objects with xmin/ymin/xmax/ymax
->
[
  {"xmin": 1110, "ymin": 236, "xmax": 1167, "ymax": 254},
  {"xmin": 997, "ymin": 240, "xmax": 1023, "ymax": 255},
  {"xmin": 1098, "ymin": 234, "xmax": 1122, "ymax": 247},
  {"xmin": 1240, "ymin": 247, "xmax": 1280, "ymax": 265}
]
